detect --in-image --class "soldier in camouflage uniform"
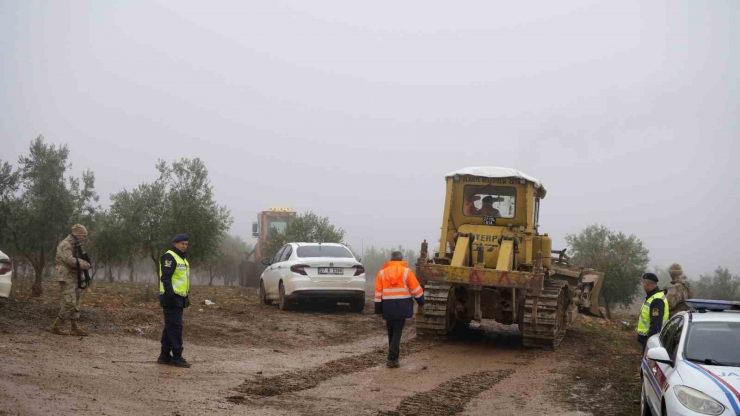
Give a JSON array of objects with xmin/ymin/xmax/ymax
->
[
  {"xmin": 50, "ymin": 224, "xmax": 92, "ymax": 336},
  {"xmin": 666, "ymin": 263, "xmax": 692, "ymax": 317}
]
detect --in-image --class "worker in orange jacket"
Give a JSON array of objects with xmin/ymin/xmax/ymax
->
[{"xmin": 374, "ymin": 251, "xmax": 425, "ymax": 368}]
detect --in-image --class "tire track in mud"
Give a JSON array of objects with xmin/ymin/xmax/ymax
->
[
  {"xmin": 231, "ymin": 339, "xmax": 432, "ymax": 400},
  {"xmin": 379, "ymin": 369, "xmax": 515, "ymax": 416}
]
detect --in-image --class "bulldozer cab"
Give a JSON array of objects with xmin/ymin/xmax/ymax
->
[{"xmin": 438, "ymin": 167, "xmax": 547, "ymax": 270}]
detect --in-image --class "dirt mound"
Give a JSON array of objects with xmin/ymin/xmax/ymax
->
[{"xmin": 0, "ymin": 281, "xmax": 384, "ymax": 349}]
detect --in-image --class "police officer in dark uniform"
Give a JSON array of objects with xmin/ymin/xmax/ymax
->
[
  {"xmin": 157, "ymin": 234, "xmax": 192, "ymax": 368},
  {"xmin": 636, "ymin": 272, "xmax": 669, "ymax": 355}
]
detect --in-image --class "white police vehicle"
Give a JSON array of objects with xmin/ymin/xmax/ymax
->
[{"xmin": 641, "ymin": 299, "xmax": 740, "ymax": 416}]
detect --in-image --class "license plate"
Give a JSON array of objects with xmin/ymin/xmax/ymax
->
[
  {"xmin": 483, "ymin": 216, "xmax": 497, "ymax": 225},
  {"xmin": 318, "ymin": 267, "xmax": 343, "ymax": 275}
]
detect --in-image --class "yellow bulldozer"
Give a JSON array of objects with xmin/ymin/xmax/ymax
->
[{"xmin": 415, "ymin": 167, "xmax": 604, "ymax": 349}]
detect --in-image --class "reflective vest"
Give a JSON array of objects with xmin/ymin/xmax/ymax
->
[
  {"xmin": 374, "ymin": 261, "xmax": 423, "ymax": 303},
  {"xmin": 637, "ymin": 291, "xmax": 669, "ymax": 336},
  {"xmin": 159, "ymin": 250, "xmax": 190, "ymax": 296}
]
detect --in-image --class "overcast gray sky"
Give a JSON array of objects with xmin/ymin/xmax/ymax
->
[{"xmin": 1, "ymin": 0, "xmax": 738, "ymax": 278}]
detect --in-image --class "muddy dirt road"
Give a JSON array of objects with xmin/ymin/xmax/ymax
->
[{"xmin": 0, "ymin": 282, "xmax": 635, "ymax": 416}]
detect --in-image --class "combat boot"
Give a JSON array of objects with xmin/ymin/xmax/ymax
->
[
  {"xmin": 157, "ymin": 347, "xmax": 172, "ymax": 365},
  {"xmin": 170, "ymin": 356, "xmax": 191, "ymax": 368},
  {"xmin": 51, "ymin": 318, "xmax": 68, "ymax": 335},
  {"xmin": 70, "ymin": 320, "xmax": 89, "ymax": 336},
  {"xmin": 171, "ymin": 350, "xmax": 191, "ymax": 368}
]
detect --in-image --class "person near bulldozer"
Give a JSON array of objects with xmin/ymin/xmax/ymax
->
[
  {"xmin": 158, "ymin": 234, "xmax": 192, "ymax": 368},
  {"xmin": 636, "ymin": 273, "xmax": 669, "ymax": 355},
  {"xmin": 666, "ymin": 263, "xmax": 692, "ymax": 317},
  {"xmin": 374, "ymin": 251, "xmax": 425, "ymax": 368},
  {"xmin": 51, "ymin": 224, "xmax": 92, "ymax": 336}
]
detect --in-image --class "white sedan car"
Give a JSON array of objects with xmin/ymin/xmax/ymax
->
[
  {"xmin": 0, "ymin": 249, "xmax": 12, "ymax": 304},
  {"xmin": 259, "ymin": 242, "xmax": 366, "ymax": 312},
  {"xmin": 641, "ymin": 299, "xmax": 740, "ymax": 416}
]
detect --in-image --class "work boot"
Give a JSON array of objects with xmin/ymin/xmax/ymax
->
[
  {"xmin": 51, "ymin": 318, "xmax": 68, "ymax": 335},
  {"xmin": 171, "ymin": 349, "xmax": 191, "ymax": 368},
  {"xmin": 70, "ymin": 320, "xmax": 89, "ymax": 336},
  {"xmin": 170, "ymin": 356, "xmax": 191, "ymax": 368},
  {"xmin": 157, "ymin": 347, "xmax": 172, "ymax": 365},
  {"xmin": 157, "ymin": 355, "xmax": 172, "ymax": 365}
]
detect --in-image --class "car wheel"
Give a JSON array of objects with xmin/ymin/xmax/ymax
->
[
  {"xmin": 260, "ymin": 281, "xmax": 273, "ymax": 306},
  {"xmin": 350, "ymin": 298, "xmax": 365, "ymax": 313},
  {"xmin": 640, "ymin": 381, "xmax": 652, "ymax": 416},
  {"xmin": 278, "ymin": 282, "xmax": 291, "ymax": 311}
]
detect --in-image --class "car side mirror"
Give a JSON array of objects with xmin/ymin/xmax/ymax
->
[
  {"xmin": 647, "ymin": 347, "xmax": 673, "ymax": 366},
  {"xmin": 261, "ymin": 258, "xmax": 271, "ymax": 266}
]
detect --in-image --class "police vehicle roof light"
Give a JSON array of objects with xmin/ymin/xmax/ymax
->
[{"xmin": 686, "ymin": 299, "xmax": 740, "ymax": 312}]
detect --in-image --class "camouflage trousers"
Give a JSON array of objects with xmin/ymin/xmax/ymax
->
[{"xmin": 58, "ymin": 282, "xmax": 82, "ymax": 321}]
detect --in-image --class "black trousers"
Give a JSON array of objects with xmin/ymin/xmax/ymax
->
[
  {"xmin": 638, "ymin": 334, "xmax": 649, "ymax": 356},
  {"xmin": 162, "ymin": 307, "xmax": 184, "ymax": 355},
  {"xmin": 386, "ymin": 319, "xmax": 406, "ymax": 361}
]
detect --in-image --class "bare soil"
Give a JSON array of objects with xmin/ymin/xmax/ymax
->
[{"xmin": 0, "ymin": 281, "xmax": 637, "ymax": 416}]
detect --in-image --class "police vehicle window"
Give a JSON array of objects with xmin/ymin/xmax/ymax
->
[
  {"xmin": 684, "ymin": 322, "xmax": 740, "ymax": 366},
  {"xmin": 659, "ymin": 317, "xmax": 679, "ymax": 348},
  {"xmin": 273, "ymin": 246, "xmax": 287, "ymax": 264},
  {"xmin": 463, "ymin": 185, "xmax": 516, "ymax": 219},
  {"xmin": 280, "ymin": 246, "xmax": 293, "ymax": 262},
  {"xmin": 666, "ymin": 319, "xmax": 684, "ymax": 360},
  {"xmin": 296, "ymin": 246, "xmax": 353, "ymax": 258}
]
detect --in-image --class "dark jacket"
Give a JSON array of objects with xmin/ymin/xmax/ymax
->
[
  {"xmin": 646, "ymin": 286, "xmax": 666, "ymax": 339},
  {"xmin": 159, "ymin": 246, "xmax": 190, "ymax": 309}
]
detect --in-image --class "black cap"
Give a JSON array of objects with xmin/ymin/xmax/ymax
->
[
  {"xmin": 172, "ymin": 233, "xmax": 189, "ymax": 243},
  {"xmin": 642, "ymin": 272, "xmax": 659, "ymax": 283}
]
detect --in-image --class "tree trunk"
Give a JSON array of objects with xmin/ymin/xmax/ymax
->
[
  {"xmin": 208, "ymin": 266, "xmax": 215, "ymax": 286},
  {"xmin": 128, "ymin": 257, "xmax": 135, "ymax": 282},
  {"xmin": 11, "ymin": 255, "xmax": 19, "ymax": 283},
  {"xmin": 107, "ymin": 265, "xmax": 114, "ymax": 283},
  {"xmin": 32, "ymin": 266, "xmax": 44, "ymax": 297},
  {"xmin": 116, "ymin": 267, "xmax": 122, "ymax": 282},
  {"xmin": 151, "ymin": 254, "xmax": 159, "ymax": 284},
  {"xmin": 31, "ymin": 248, "xmax": 45, "ymax": 297},
  {"xmin": 604, "ymin": 297, "xmax": 613, "ymax": 319}
]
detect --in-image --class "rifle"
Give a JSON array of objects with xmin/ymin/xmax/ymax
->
[{"xmin": 74, "ymin": 241, "xmax": 92, "ymax": 289}]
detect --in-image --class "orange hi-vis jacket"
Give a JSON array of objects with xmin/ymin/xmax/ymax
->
[{"xmin": 374, "ymin": 261, "xmax": 425, "ymax": 319}]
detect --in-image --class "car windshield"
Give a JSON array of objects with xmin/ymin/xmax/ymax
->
[
  {"xmin": 296, "ymin": 246, "xmax": 353, "ymax": 258},
  {"xmin": 684, "ymin": 321, "xmax": 740, "ymax": 366},
  {"xmin": 463, "ymin": 185, "xmax": 516, "ymax": 218}
]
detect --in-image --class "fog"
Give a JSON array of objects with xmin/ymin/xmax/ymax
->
[{"xmin": 1, "ymin": 0, "xmax": 738, "ymax": 278}]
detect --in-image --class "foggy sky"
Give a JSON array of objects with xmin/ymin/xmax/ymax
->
[{"xmin": 1, "ymin": 0, "xmax": 738, "ymax": 278}]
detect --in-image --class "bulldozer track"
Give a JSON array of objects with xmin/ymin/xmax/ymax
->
[
  {"xmin": 234, "ymin": 340, "xmax": 429, "ymax": 398},
  {"xmin": 378, "ymin": 369, "xmax": 514, "ymax": 416},
  {"xmin": 416, "ymin": 282, "xmax": 453, "ymax": 337},
  {"xmin": 521, "ymin": 279, "xmax": 568, "ymax": 350}
]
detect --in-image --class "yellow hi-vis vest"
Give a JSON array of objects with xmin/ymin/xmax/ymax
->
[
  {"xmin": 159, "ymin": 250, "xmax": 190, "ymax": 296},
  {"xmin": 637, "ymin": 291, "xmax": 669, "ymax": 336}
]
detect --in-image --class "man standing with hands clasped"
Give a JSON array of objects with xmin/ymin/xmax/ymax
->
[{"xmin": 158, "ymin": 234, "xmax": 192, "ymax": 368}]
